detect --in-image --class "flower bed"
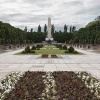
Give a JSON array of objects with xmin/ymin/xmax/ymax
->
[
  {"xmin": 51, "ymin": 54, "xmax": 58, "ymax": 58},
  {"xmin": 41, "ymin": 54, "xmax": 48, "ymax": 58},
  {"xmin": 52, "ymin": 72, "xmax": 99, "ymax": 100},
  {"xmin": 1, "ymin": 71, "xmax": 45, "ymax": 100},
  {"xmin": 0, "ymin": 72, "xmax": 24, "ymax": 99},
  {"xmin": 0, "ymin": 71, "xmax": 99, "ymax": 99}
]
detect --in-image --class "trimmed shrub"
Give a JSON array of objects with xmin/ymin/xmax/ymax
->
[
  {"xmin": 68, "ymin": 47, "xmax": 74, "ymax": 53},
  {"xmin": 56, "ymin": 44, "xmax": 59, "ymax": 48},
  {"xmin": 59, "ymin": 45, "xmax": 63, "ymax": 49},
  {"xmin": 25, "ymin": 46, "xmax": 31, "ymax": 53},
  {"xmin": 55, "ymin": 44, "xmax": 62, "ymax": 49},
  {"xmin": 31, "ymin": 45, "xmax": 36, "ymax": 50},
  {"xmin": 36, "ymin": 44, "xmax": 43, "ymax": 48},
  {"xmin": 63, "ymin": 45, "xmax": 67, "ymax": 50},
  {"xmin": 31, "ymin": 50, "xmax": 35, "ymax": 53},
  {"xmin": 73, "ymin": 50, "xmax": 78, "ymax": 54},
  {"xmin": 22, "ymin": 51, "xmax": 26, "ymax": 54},
  {"xmin": 64, "ymin": 50, "xmax": 69, "ymax": 53},
  {"xmin": 37, "ymin": 48, "xmax": 40, "ymax": 50},
  {"xmin": 40, "ymin": 44, "xmax": 43, "ymax": 48}
]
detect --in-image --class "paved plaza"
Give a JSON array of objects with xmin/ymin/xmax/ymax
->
[{"xmin": 0, "ymin": 48, "xmax": 100, "ymax": 80}]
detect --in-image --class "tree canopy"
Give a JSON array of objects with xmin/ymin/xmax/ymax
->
[
  {"xmin": 0, "ymin": 18, "xmax": 100, "ymax": 45},
  {"xmin": 72, "ymin": 20, "xmax": 100, "ymax": 44}
]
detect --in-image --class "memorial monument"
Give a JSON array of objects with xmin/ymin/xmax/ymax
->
[{"xmin": 45, "ymin": 17, "xmax": 53, "ymax": 43}]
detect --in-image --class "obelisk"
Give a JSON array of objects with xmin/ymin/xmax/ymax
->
[
  {"xmin": 48, "ymin": 17, "xmax": 51, "ymax": 39},
  {"xmin": 45, "ymin": 17, "xmax": 53, "ymax": 42}
]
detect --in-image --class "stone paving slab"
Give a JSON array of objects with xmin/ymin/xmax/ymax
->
[
  {"xmin": 44, "ymin": 64, "xmax": 57, "ymax": 71},
  {"xmin": 0, "ymin": 48, "xmax": 100, "ymax": 79},
  {"xmin": 30, "ymin": 68, "xmax": 43, "ymax": 71},
  {"xmin": 70, "ymin": 68, "xmax": 85, "ymax": 71},
  {"xmin": 0, "ymin": 72, "xmax": 10, "ymax": 80}
]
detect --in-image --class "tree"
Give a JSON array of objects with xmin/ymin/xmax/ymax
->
[
  {"xmin": 44, "ymin": 24, "xmax": 47, "ymax": 33},
  {"xmin": 95, "ymin": 16, "xmax": 100, "ymax": 21},
  {"xmin": 72, "ymin": 26, "xmax": 76, "ymax": 32},
  {"xmin": 24, "ymin": 27, "xmax": 27, "ymax": 32},
  {"xmin": 51, "ymin": 24, "xmax": 55, "ymax": 34},
  {"xmin": 37, "ymin": 25, "xmax": 41, "ymax": 32},
  {"xmin": 30, "ymin": 28, "xmax": 33, "ymax": 32},
  {"xmin": 64, "ymin": 24, "xmax": 68, "ymax": 32},
  {"xmin": 70, "ymin": 26, "xmax": 72, "ymax": 33}
]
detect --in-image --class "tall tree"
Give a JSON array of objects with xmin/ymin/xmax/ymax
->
[
  {"xmin": 37, "ymin": 25, "xmax": 41, "ymax": 32},
  {"xmin": 64, "ymin": 24, "xmax": 68, "ymax": 32},
  {"xmin": 30, "ymin": 28, "xmax": 33, "ymax": 32},
  {"xmin": 95, "ymin": 16, "xmax": 100, "ymax": 21},
  {"xmin": 44, "ymin": 24, "xmax": 47, "ymax": 33},
  {"xmin": 70, "ymin": 26, "xmax": 72, "ymax": 33},
  {"xmin": 24, "ymin": 27, "xmax": 27, "ymax": 32},
  {"xmin": 72, "ymin": 26, "xmax": 76, "ymax": 32},
  {"xmin": 51, "ymin": 24, "xmax": 55, "ymax": 34}
]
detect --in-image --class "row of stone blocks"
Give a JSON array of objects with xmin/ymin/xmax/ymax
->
[
  {"xmin": 0, "ymin": 44, "xmax": 27, "ymax": 50},
  {"xmin": 72, "ymin": 44, "xmax": 100, "ymax": 50}
]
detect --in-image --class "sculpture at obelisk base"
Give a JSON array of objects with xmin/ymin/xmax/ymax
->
[{"xmin": 45, "ymin": 17, "xmax": 53, "ymax": 42}]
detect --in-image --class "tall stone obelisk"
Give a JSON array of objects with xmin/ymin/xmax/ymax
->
[
  {"xmin": 45, "ymin": 17, "xmax": 53, "ymax": 41},
  {"xmin": 48, "ymin": 17, "xmax": 51, "ymax": 39}
]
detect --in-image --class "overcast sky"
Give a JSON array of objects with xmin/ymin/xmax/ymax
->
[{"xmin": 0, "ymin": 0, "xmax": 100, "ymax": 31}]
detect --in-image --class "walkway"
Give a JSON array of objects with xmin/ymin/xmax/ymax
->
[{"xmin": 0, "ymin": 48, "xmax": 100, "ymax": 80}]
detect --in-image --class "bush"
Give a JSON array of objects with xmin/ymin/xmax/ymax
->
[
  {"xmin": 22, "ymin": 51, "xmax": 26, "ymax": 54},
  {"xmin": 73, "ymin": 50, "xmax": 78, "ymax": 54},
  {"xmin": 64, "ymin": 50, "xmax": 69, "ymax": 53},
  {"xmin": 40, "ymin": 44, "xmax": 43, "ymax": 48},
  {"xmin": 55, "ymin": 44, "xmax": 59, "ymax": 48},
  {"xmin": 58, "ymin": 45, "xmax": 63, "ymax": 49},
  {"xmin": 31, "ymin": 45, "xmax": 36, "ymax": 50},
  {"xmin": 55, "ymin": 44, "xmax": 62, "ymax": 49},
  {"xmin": 68, "ymin": 47, "xmax": 74, "ymax": 53},
  {"xmin": 31, "ymin": 50, "xmax": 35, "ymax": 53},
  {"xmin": 25, "ymin": 46, "xmax": 31, "ymax": 53},
  {"xmin": 36, "ymin": 44, "xmax": 43, "ymax": 48},
  {"xmin": 63, "ymin": 45, "xmax": 67, "ymax": 50},
  {"xmin": 37, "ymin": 48, "xmax": 40, "ymax": 50}
]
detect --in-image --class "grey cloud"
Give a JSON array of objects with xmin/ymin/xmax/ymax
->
[
  {"xmin": 62, "ymin": 1, "xmax": 83, "ymax": 7},
  {"xmin": 24, "ymin": 0, "xmax": 48, "ymax": 4},
  {"xmin": 0, "ymin": 0, "xmax": 99, "ymax": 31},
  {"xmin": 75, "ymin": 4, "xmax": 100, "ymax": 16},
  {"xmin": 24, "ymin": 0, "xmax": 54, "ymax": 8}
]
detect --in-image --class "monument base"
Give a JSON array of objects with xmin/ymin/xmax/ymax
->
[{"xmin": 45, "ymin": 37, "xmax": 54, "ymax": 45}]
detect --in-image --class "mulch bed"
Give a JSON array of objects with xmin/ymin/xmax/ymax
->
[
  {"xmin": 52, "ymin": 72, "xmax": 98, "ymax": 100},
  {"xmin": 2, "ymin": 71, "xmax": 45, "ymax": 100},
  {"xmin": 41, "ymin": 54, "xmax": 48, "ymax": 58},
  {"xmin": 2, "ymin": 71, "xmax": 99, "ymax": 100},
  {"xmin": 51, "ymin": 54, "xmax": 58, "ymax": 58}
]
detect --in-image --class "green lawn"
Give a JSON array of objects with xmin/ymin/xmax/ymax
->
[
  {"xmin": 35, "ymin": 48, "xmax": 65, "ymax": 54},
  {"xmin": 34, "ymin": 45, "xmax": 64, "ymax": 54},
  {"xmin": 16, "ymin": 45, "xmax": 83, "ymax": 55}
]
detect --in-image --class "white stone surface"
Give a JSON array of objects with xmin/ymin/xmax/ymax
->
[
  {"xmin": 48, "ymin": 17, "xmax": 51, "ymax": 39},
  {"xmin": 0, "ymin": 48, "xmax": 100, "ymax": 79}
]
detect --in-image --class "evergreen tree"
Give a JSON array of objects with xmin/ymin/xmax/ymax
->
[
  {"xmin": 70, "ymin": 26, "xmax": 72, "ymax": 33},
  {"xmin": 51, "ymin": 24, "xmax": 55, "ymax": 34},
  {"xmin": 95, "ymin": 16, "xmax": 100, "ymax": 21},
  {"xmin": 24, "ymin": 27, "xmax": 27, "ymax": 32},
  {"xmin": 44, "ymin": 24, "xmax": 47, "ymax": 33},
  {"xmin": 30, "ymin": 28, "xmax": 33, "ymax": 32},
  {"xmin": 37, "ymin": 25, "xmax": 41, "ymax": 32},
  {"xmin": 64, "ymin": 24, "xmax": 68, "ymax": 32},
  {"xmin": 72, "ymin": 26, "xmax": 76, "ymax": 32}
]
